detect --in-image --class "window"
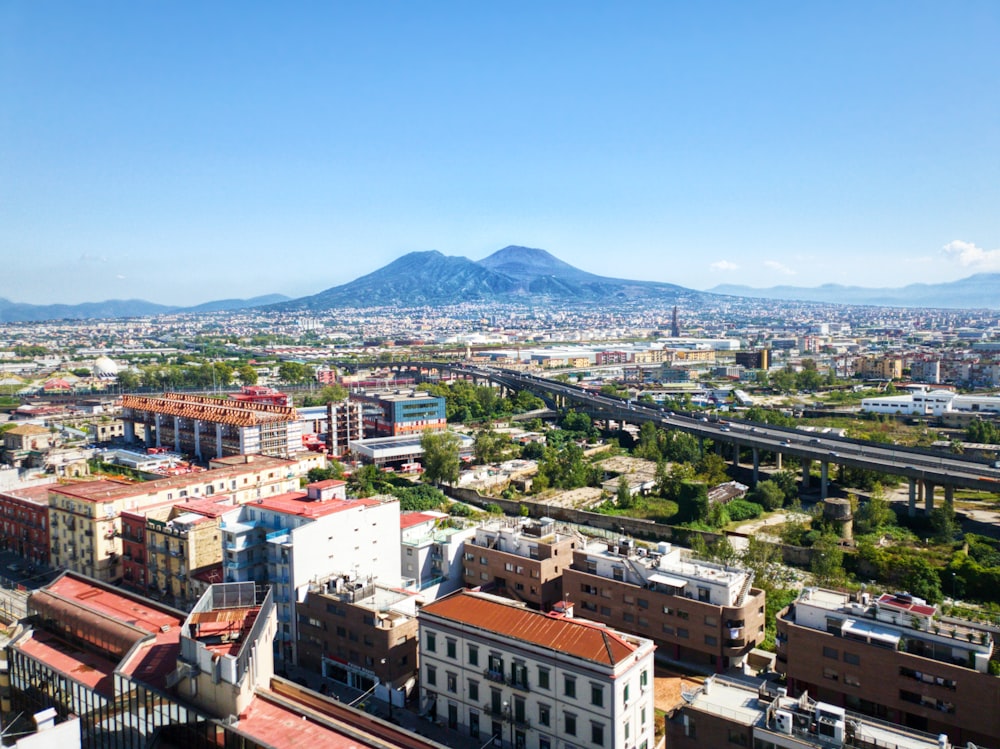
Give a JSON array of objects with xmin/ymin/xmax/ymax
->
[
  {"xmin": 844, "ymin": 674, "xmax": 861, "ymax": 687},
  {"xmin": 468, "ymin": 645, "xmax": 479, "ymax": 666},
  {"xmin": 564, "ymin": 675, "xmax": 576, "ymax": 699},
  {"xmin": 469, "ymin": 710, "xmax": 480, "ymax": 739},
  {"xmin": 822, "ymin": 646, "xmax": 838, "ymax": 660},
  {"xmin": 505, "ymin": 562, "xmax": 514, "ymax": 572},
  {"xmin": 480, "ymin": 556, "xmax": 488, "ymax": 565},
  {"xmin": 590, "ymin": 683, "xmax": 603, "ymax": 707},
  {"xmin": 677, "ymin": 628, "xmax": 689, "ymax": 639},
  {"xmin": 447, "ymin": 672, "xmax": 457, "ymax": 693},
  {"xmin": 512, "ymin": 662, "xmax": 528, "ymax": 689},
  {"xmin": 640, "ymin": 669, "xmax": 649, "ymax": 689},
  {"xmin": 488, "ymin": 654, "xmax": 504, "ymax": 675},
  {"xmin": 446, "ymin": 639, "xmax": 456, "ymax": 658},
  {"xmin": 426, "ymin": 633, "xmax": 437, "ymax": 653},
  {"xmin": 823, "ymin": 667, "xmax": 838, "ymax": 682},
  {"xmin": 638, "ymin": 598, "xmax": 648, "ymax": 609},
  {"xmin": 623, "ymin": 612, "xmax": 634, "ymax": 623},
  {"xmin": 844, "ymin": 652, "xmax": 860, "ymax": 666},
  {"xmin": 468, "ymin": 680, "xmax": 479, "ymax": 702},
  {"xmin": 537, "ymin": 666, "xmax": 550, "ymax": 690},
  {"xmin": 704, "ymin": 635, "xmax": 717, "ymax": 646},
  {"xmin": 624, "ymin": 683, "xmax": 630, "ymax": 705},
  {"xmin": 728, "ymin": 728, "xmax": 748, "ymax": 746},
  {"xmin": 591, "ymin": 721, "xmax": 605, "ymax": 746},
  {"xmin": 662, "ymin": 624, "xmax": 675, "ymax": 636},
  {"xmin": 426, "ymin": 665, "xmax": 437, "ymax": 686},
  {"xmin": 565, "ymin": 712, "xmax": 577, "ymax": 736},
  {"xmin": 538, "ymin": 704, "xmax": 550, "ymax": 727}
]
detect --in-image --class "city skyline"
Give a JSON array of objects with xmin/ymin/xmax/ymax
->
[{"xmin": 3, "ymin": 3, "xmax": 999, "ymax": 305}]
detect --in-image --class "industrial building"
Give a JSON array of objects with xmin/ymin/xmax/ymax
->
[{"xmin": 356, "ymin": 390, "xmax": 447, "ymax": 437}]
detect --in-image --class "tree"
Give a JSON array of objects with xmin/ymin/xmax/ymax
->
[
  {"xmin": 741, "ymin": 536, "xmax": 782, "ymax": 592},
  {"xmin": 634, "ymin": 422, "xmax": 662, "ymax": 461},
  {"xmin": 810, "ymin": 535, "xmax": 845, "ymax": 586},
  {"xmin": 854, "ymin": 483, "xmax": 894, "ymax": 535},
  {"xmin": 750, "ymin": 480, "xmax": 785, "ymax": 512},
  {"xmin": 474, "ymin": 426, "xmax": 508, "ymax": 464},
  {"xmin": 237, "ymin": 363, "xmax": 259, "ymax": 385},
  {"xmin": 421, "ymin": 431, "xmax": 461, "ymax": 487},
  {"xmin": 771, "ymin": 469, "xmax": 799, "ymax": 504},
  {"xmin": 117, "ymin": 370, "xmax": 141, "ymax": 391},
  {"xmin": 307, "ymin": 462, "xmax": 345, "ymax": 483},
  {"xmin": 695, "ymin": 453, "xmax": 729, "ymax": 486},
  {"xmin": 616, "ymin": 475, "xmax": 634, "ymax": 509},
  {"xmin": 278, "ymin": 361, "xmax": 315, "ymax": 384}
]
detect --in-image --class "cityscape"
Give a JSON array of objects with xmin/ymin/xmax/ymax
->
[{"xmin": 5, "ymin": 4, "xmax": 1000, "ymax": 749}]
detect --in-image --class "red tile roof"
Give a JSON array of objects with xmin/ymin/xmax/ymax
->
[
  {"xmin": 419, "ymin": 591, "xmax": 641, "ymax": 666},
  {"xmin": 400, "ymin": 511, "xmax": 438, "ymax": 530},
  {"xmin": 256, "ymin": 492, "xmax": 382, "ymax": 519}
]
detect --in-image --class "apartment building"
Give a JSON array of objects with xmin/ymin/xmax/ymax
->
[
  {"xmin": 666, "ymin": 674, "xmax": 958, "ymax": 749},
  {"xmin": 401, "ymin": 510, "xmax": 477, "ymax": 598},
  {"xmin": 356, "ymin": 390, "xmax": 447, "ymax": 437},
  {"xmin": 219, "ymin": 480, "xmax": 401, "ymax": 663},
  {"xmin": 856, "ymin": 356, "xmax": 904, "ymax": 380},
  {"xmin": 735, "ymin": 348, "xmax": 771, "ymax": 371},
  {"xmin": 0, "ymin": 483, "xmax": 52, "ymax": 566},
  {"xmin": 776, "ymin": 587, "xmax": 1000, "ymax": 747},
  {"xmin": 461, "ymin": 517, "xmax": 582, "ymax": 612},
  {"xmin": 562, "ymin": 539, "xmax": 765, "ymax": 671},
  {"xmin": 296, "ymin": 578, "xmax": 419, "ymax": 705},
  {"xmin": 48, "ymin": 456, "xmax": 300, "ymax": 582},
  {"xmin": 418, "ymin": 590, "xmax": 657, "ymax": 749}
]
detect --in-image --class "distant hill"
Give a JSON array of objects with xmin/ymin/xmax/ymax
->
[
  {"xmin": 0, "ymin": 294, "xmax": 291, "ymax": 323},
  {"xmin": 708, "ymin": 273, "xmax": 1000, "ymax": 309},
  {"xmin": 275, "ymin": 245, "xmax": 704, "ymax": 310}
]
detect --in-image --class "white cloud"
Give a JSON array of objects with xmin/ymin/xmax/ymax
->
[
  {"xmin": 115, "ymin": 274, "xmax": 126, "ymax": 280},
  {"xmin": 763, "ymin": 260, "xmax": 796, "ymax": 275},
  {"xmin": 942, "ymin": 240, "xmax": 1000, "ymax": 269},
  {"xmin": 709, "ymin": 260, "xmax": 739, "ymax": 272},
  {"xmin": 79, "ymin": 252, "xmax": 108, "ymax": 264}
]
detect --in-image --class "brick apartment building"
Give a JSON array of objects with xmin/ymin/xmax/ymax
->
[
  {"xmin": 563, "ymin": 538, "xmax": 765, "ymax": 671},
  {"xmin": 460, "ymin": 517, "xmax": 582, "ymax": 612},
  {"xmin": 0, "ymin": 483, "xmax": 52, "ymax": 567},
  {"xmin": 777, "ymin": 587, "xmax": 1000, "ymax": 747}
]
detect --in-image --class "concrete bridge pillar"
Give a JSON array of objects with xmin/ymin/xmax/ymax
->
[
  {"xmin": 216, "ymin": 423, "xmax": 224, "ymax": 459},
  {"xmin": 173, "ymin": 415, "xmax": 181, "ymax": 453},
  {"xmin": 752, "ymin": 448, "xmax": 760, "ymax": 487},
  {"xmin": 944, "ymin": 484, "xmax": 954, "ymax": 509},
  {"xmin": 732, "ymin": 441, "xmax": 740, "ymax": 467},
  {"xmin": 820, "ymin": 462, "xmax": 829, "ymax": 500},
  {"xmin": 194, "ymin": 419, "xmax": 201, "ymax": 459},
  {"xmin": 124, "ymin": 419, "xmax": 135, "ymax": 443},
  {"xmin": 154, "ymin": 413, "xmax": 162, "ymax": 447},
  {"xmin": 908, "ymin": 478, "xmax": 917, "ymax": 518},
  {"xmin": 776, "ymin": 451, "xmax": 782, "ymax": 470},
  {"xmin": 924, "ymin": 481, "xmax": 935, "ymax": 515}
]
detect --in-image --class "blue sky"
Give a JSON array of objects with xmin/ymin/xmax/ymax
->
[{"xmin": 3, "ymin": 2, "xmax": 999, "ymax": 305}]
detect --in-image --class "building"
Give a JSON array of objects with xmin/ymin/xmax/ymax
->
[
  {"xmin": 861, "ymin": 389, "xmax": 1000, "ymax": 417},
  {"xmin": 595, "ymin": 351, "xmax": 631, "ymax": 365},
  {"xmin": 120, "ymin": 392, "xmax": 304, "ymax": 459},
  {"xmin": 87, "ymin": 419, "xmax": 125, "ymax": 444},
  {"xmin": 228, "ymin": 385, "xmax": 290, "ymax": 407},
  {"xmin": 296, "ymin": 578, "xmax": 420, "ymax": 704},
  {"xmin": 2, "ymin": 424, "xmax": 54, "ymax": 469},
  {"xmin": 218, "ymin": 480, "xmax": 401, "ymax": 663},
  {"xmin": 666, "ymin": 674, "xmax": 958, "ymax": 749},
  {"xmin": 856, "ymin": 356, "xmax": 904, "ymax": 380},
  {"xmin": 0, "ymin": 483, "xmax": 53, "ymax": 567},
  {"xmin": 48, "ymin": 455, "xmax": 301, "ymax": 582},
  {"xmin": 357, "ymin": 390, "xmax": 447, "ymax": 437},
  {"xmin": 296, "ymin": 400, "xmax": 365, "ymax": 457},
  {"xmin": 735, "ymin": 348, "xmax": 771, "ymax": 371},
  {"xmin": 417, "ymin": 590, "xmax": 657, "ymax": 749},
  {"xmin": 461, "ymin": 517, "xmax": 582, "ymax": 612},
  {"xmin": 562, "ymin": 539, "xmax": 765, "ymax": 671},
  {"xmin": 401, "ymin": 511, "xmax": 477, "ymax": 598},
  {"xmin": 776, "ymin": 587, "xmax": 1000, "ymax": 747}
]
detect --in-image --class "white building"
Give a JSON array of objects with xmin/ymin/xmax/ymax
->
[
  {"xmin": 400, "ymin": 510, "xmax": 477, "ymax": 600},
  {"xmin": 418, "ymin": 590, "xmax": 657, "ymax": 749},
  {"xmin": 861, "ymin": 389, "xmax": 1000, "ymax": 417},
  {"xmin": 219, "ymin": 479, "xmax": 401, "ymax": 663}
]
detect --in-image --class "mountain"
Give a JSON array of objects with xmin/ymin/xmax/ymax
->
[
  {"xmin": 708, "ymin": 273, "xmax": 1000, "ymax": 309},
  {"xmin": 276, "ymin": 245, "xmax": 703, "ymax": 311},
  {"xmin": 0, "ymin": 294, "xmax": 292, "ymax": 323}
]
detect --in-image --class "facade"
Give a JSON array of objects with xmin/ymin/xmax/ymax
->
[
  {"xmin": 595, "ymin": 351, "xmax": 631, "ymax": 365},
  {"xmin": 0, "ymin": 483, "xmax": 53, "ymax": 566},
  {"xmin": 461, "ymin": 517, "xmax": 582, "ymax": 612},
  {"xmin": 776, "ymin": 587, "xmax": 1000, "ymax": 747},
  {"xmin": 218, "ymin": 480, "xmax": 401, "ymax": 663},
  {"xmin": 418, "ymin": 590, "xmax": 657, "ymax": 749},
  {"xmin": 735, "ymin": 348, "xmax": 771, "ymax": 370},
  {"xmin": 401, "ymin": 511, "xmax": 477, "ymax": 598},
  {"xmin": 297, "ymin": 578, "xmax": 420, "ymax": 703},
  {"xmin": 49, "ymin": 456, "xmax": 300, "ymax": 582},
  {"xmin": 856, "ymin": 356, "xmax": 904, "ymax": 380},
  {"xmin": 357, "ymin": 390, "xmax": 447, "ymax": 437},
  {"xmin": 562, "ymin": 539, "xmax": 765, "ymax": 671},
  {"xmin": 666, "ymin": 674, "xmax": 957, "ymax": 749},
  {"xmin": 296, "ymin": 400, "xmax": 365, "ymax": 457},
  {"xmin": 2, "ymin": 424, "xmax": 54, "ymax": 469},
  {"xmin": 120, "ymin": 392, "xmax": 303, "ymax": 459},
  {"xmin": 861, "ymin": 389, "xmax": 1000, "ymax": 417}
]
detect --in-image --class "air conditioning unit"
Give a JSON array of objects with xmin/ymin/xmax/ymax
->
[{"xmin": 775, "ymin": 710, "xmax": 793, "ymax": 735}]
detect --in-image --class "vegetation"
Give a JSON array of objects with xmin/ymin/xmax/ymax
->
[
  {"xmin": 423, "ymin": 380, "xmax": 543, "ymax": 423},
  {"xmin": 421, "ymin": 430, "xmax": 462, "ymax": 487}
]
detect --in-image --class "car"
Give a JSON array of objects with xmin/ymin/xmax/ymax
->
[
  {"xmin": 809, "ymin": 438, "xmax": 821, "ymax": 444},
  {"xmin": 780, "ymin": 440, "xmax": 791, "ymax": 446},
  {"xmin": 829, "ymin": 452, "xmax": 839, "ymax": 458}
]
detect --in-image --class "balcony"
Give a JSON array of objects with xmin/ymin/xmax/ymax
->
[{"xmin": 484, "ymin": 669, "xmax": 507, "ymax": 686}]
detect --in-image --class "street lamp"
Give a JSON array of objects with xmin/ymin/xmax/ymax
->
[
  {"xmin": 501, "ymin": 700, "xmax": 514, "ymax": 749},
  {"xmin": 380, "ymin": 657, "xmax": 394, "ymax": 721}
]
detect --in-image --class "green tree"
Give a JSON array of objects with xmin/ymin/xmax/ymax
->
[
  {"xmin": 473, "ymin": 426, "xmax": 508, "ymax": 464},
  {"xmin": 634, "ymin": 422, "xmax": 662, "ymax": 461},
  {"xmin": 307, "ymin": 462, "xmax": 345, "ymax": 483},
  {"xmin": 421, "ymin": 431, "xmax": 461, "ymax": 487},
  {"xmin": 854, "ymin": 484, "xmax": 894, "ymax": 535},
  {"xmin": 237, "ymin": 364, "xmax": 259, "ymax": 385},
  {"xmin": 740, "ymin": 536, "xmax": 782, "ymax": 592},
  {"xmin": 117, "ymin": 370, "xmax": 141, "ymax": 390},
  {"xmin": 278, "ymin": 361, "xmax": 315, "ymax": 384},
  {"xmin": 810, "ymin": 535, "xmax": 845, "ymax": 586},
  {"xmin": 750, "ymin": 480, "xmax": 785, "ymax": 512},
  {"xmin": 616, "ymin": 475, "xmax": 634, "ymax": 509},
  {"xmin": 695, "ymin": 452, "xmax": 729, "ymax": 485}
]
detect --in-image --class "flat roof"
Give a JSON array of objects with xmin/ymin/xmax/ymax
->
[
  {"xmin": 0, "ymin": 483, "xmax": 56, "ymax": 507},
  {"xmin": 233, "ymin": 692, "xmax": 370, "ymax": 749},
  {"xmin": 15, "ymin": 630, "xmax": 117, "ymax": 697},
  {"xmin": 256, "ymin": 492, "xmax": 383, "ymax": 519}
]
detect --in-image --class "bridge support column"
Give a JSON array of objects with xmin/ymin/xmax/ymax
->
[
  {"xmin": 216, "ymin": 423, "xmax": 224, "ymax": 459},
  {"xmin": 124, "ymin": 419, "xmax": 135, "ymax": 443},
  {"xmin": 908, "ymin": 478, "xmax": 917, "ymax": 518},
  {"xmin": 154, "ymin": 413, "xmax": 162, "ymax": 447},
  {"xmin": 821, "ymin": 462, "xmax": 829, "ymax": 500},
  {"xmin": 752, "ymin": 448, "xmax": 759, "ymax": 487},
  {"xmin": 802, "ymin": 459, "xmax": 811, "ymax": 491},
  {"xmin": 173, "ymin": 415, "xmax": 181, "ymax": 453},
  {"xmin": 924, "ymin": 481, "xmax": 935, "ymax": 515},
  {"xmin": 944, "ymin": 485, "xmax": 954, "ymax": 509},
  {"xmin": 732, "ymin": 442, "xmax": 740, "ymax": 467},
  {"xmin": 194, "ymin": 419, "xmax": 201, "ymax": 459},
  {"xmin": 775, "ymin": 451, "xmax": 782, "ymax": 470}
]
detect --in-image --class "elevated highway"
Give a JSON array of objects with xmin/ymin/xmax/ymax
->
[{"xmin": 453, "ymin": 365, "xmax": 1000, "ymax": 515}]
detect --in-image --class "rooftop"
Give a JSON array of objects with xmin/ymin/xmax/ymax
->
[
  {"xmin": 419, "ymin": 590, "xmax": 647, "ymax": 667},
  {"xmin": 256, "ymin": 491, "xmax": 384, "ymax": 519},
  {"xmin": 0, "ymin": 482, "xmax": 56, "ymax": 506},
  {"xmin": 121, "ymin": 392, "xmax": 297, "ymax": 426}
]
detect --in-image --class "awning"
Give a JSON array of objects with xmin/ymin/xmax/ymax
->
[{"xmin": 648, "ymin": 573, "xmax": 687, "ymax": 588}]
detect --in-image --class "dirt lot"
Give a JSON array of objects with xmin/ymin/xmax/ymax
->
[{"xmin": 654, "ymin": 664, "xmax": 703, "ymax": 711}]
